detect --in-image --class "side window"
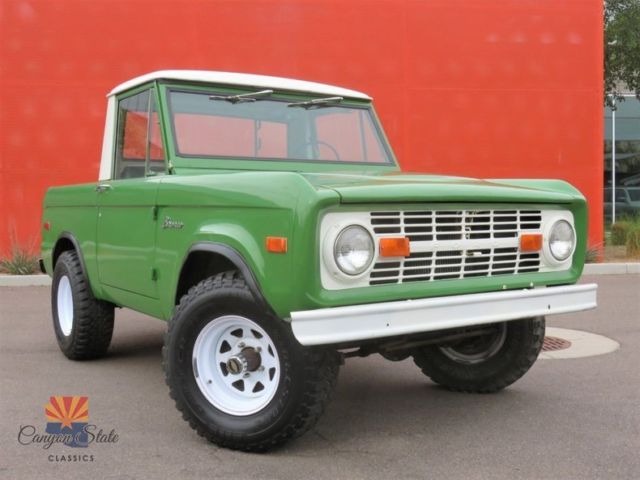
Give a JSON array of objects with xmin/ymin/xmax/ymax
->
[{"xmin": 114, "ymin": 89, "xmax": 165, "ymax": 179}]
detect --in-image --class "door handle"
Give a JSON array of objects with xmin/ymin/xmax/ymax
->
[{"xmin": 96, "ymin": 183, "xmax": 112, "ymax": 193}]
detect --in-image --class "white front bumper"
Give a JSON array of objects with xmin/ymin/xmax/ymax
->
[{"xmin": 290, "ymin": 284, "xmax": 598, "ymax": 346}]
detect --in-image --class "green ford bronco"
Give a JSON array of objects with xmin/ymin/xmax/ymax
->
[{"xmin": 41, "ymin": 70, "xmax": 597, "ymax": 451}]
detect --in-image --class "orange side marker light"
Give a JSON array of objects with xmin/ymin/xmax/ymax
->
[
  {"xmin": 266, "ymin": 236, "xmax": 288, "ymax": 253},
  {"xmin": 379, "ymin": 237, "xmax": 411, "ymax": 257},
  {"xmin": 520, "ymin": 233, "xmax": 543, "ymax": 252}
]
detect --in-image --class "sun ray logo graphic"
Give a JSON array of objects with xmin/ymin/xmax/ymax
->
[{"xmin": 44, "ymin": 396, "xmax": 89, "ymax": 448}]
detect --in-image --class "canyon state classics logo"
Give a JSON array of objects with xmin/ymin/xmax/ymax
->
[
  {"xmin": 45, "ymin": 396, "xmax": 90, "ymax": 448},
  {"xmin": 18, "ymin": 395, "xmax": 119, "ymax": 461}
]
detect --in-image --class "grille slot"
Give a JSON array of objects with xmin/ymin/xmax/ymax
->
[
  {"xmin": 369, "ymin": 209, "xmax": 542, "ymax": 285},
  {"xmin": 371, "ymin": 209, "xmax": 541, "ymax": 242}
]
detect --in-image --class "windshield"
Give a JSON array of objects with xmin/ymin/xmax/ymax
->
[{"xmin": 167, "ymin": 90, "xmax": 392, "ymax": 164}]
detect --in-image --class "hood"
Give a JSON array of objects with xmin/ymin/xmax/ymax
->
[{"xmin": 300, "ymin": 172, "xmax": 583, "ymax": 204}]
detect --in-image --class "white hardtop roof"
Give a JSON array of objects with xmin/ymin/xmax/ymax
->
[{"xmin": 108, "ymin": 70, "xmax": 371, "ymax": 100}]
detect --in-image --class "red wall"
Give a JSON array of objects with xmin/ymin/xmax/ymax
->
[{"xmin": 0, "ymin": 0, "xmax": 604, "ymax": 255}]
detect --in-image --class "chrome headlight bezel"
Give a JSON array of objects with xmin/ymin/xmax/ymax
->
[
  {"xmin": 547, "ymin": 219, "xmax": 576, "ymax": 262},
  {"xmin": 332, "ymin": 225, "xmax": 375, "ymax": 276}
]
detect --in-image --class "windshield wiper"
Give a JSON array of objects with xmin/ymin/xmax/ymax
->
[
  {"xmin": 287, "ymin": 96, "xmax": 343, "ymax": 109},
  {"xmin": 209, "ymin": 89, "xmax": 273, "ymax": 104}
]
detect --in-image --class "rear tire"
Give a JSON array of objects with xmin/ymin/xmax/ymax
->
[
  {"xmin": 412, "ymin": 317, "xmax": 545, "ymax": 393},
  {"xmin": 52, "ymin": 250, "xmax": 115, "ymax": 360},
  {"xmin": 163, "ymin": 271, "xmax": 340, "ymax": 452}
]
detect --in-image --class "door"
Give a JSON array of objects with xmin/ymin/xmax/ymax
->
[{"xmin": 96, "ymin": 87, "xmax": 166, "ymax": 298}]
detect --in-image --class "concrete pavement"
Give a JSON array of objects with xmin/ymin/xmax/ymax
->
[{"xmin": 1, "ymin": 275, "xmax": 638, "ymax": 479}]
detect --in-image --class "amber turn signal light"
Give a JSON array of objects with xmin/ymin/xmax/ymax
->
[
  {"xmin": 520, "ymin": 233, "xmax": 543, "ymax": 252},
  {"xmin": 266, "ymin": 236, "xmax": 288, "ymax": 253},
  {"xmin": 379, "ymin": 237, "xmax": 410, "ymax": 257}
]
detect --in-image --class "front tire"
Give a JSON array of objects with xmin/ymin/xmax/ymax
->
[
  {"xmin": 163, "ymin": 271, "xmax": 340, "ymax": 452},
  {"xmin": 52, "ymin": 250, "xmax": 115, "ymax": 360},
  {"xmin": 412, "ymin": 317, "xmax": 545, "ymax": 393}
]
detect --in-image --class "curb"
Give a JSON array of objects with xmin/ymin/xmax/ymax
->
[
  {"xmin": 0, "ymin": 263, "xmax": 638, "ymax": 287},
  {"xmin": 583, "ymin": 263, "xmax": 640, "ymax": 275},
  {"xmin": 0, "ymin": 275, "xmax": 52, "ymax": 286}
]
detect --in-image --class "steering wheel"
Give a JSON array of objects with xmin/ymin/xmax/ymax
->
[{"xmin": 305, "ymin": 140, "xmax": 341, "ymax": 161}]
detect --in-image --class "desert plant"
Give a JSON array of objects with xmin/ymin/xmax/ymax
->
[
  {"xmin": 610, "ymin": 221, "xmax": 630, "ymax": 245},
  {"xmin": 626, "ymin": 225, "xmax": 640, "ymax": 258},
  {"xmin": 0, "ymin": 244, "xmax": 40, "ymax": 275},
  {"xmin": 585, "ymin": 244, "xmax": 603, "ymax": 263}
]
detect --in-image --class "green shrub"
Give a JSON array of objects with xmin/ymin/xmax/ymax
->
[
  {"xmin": 626, "ymin": 226, "xmax": 640, "ymax": 258},
  {"xmin": 610, "ymin": 221, "xmax": 630, "ymax": 245},
  {"xmin": 0, "ymin": 244, "xmax": 39, "ymax": 275}
]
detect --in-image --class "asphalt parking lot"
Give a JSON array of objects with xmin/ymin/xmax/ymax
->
[{"xmin": 1, "ymin": 275, "xmax": 639, "ymax": 480}]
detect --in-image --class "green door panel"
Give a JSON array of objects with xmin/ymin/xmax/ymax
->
[
  {"xmin": 96, "ymin": 178, "xmax": 161, "ymax": 298},
  {"xmin": 101, "ymin": 284, "xmax": 165, "ymax": 318}
]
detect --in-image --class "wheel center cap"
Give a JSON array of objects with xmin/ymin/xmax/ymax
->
[{"xmin": 226, "ymin": 347, "xmax": 262, "ymax": 375}]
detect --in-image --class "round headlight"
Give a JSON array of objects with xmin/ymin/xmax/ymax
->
[
  {"xmin": 333, "ymin": 225, "xmax": 374, "ymax": 276},
  {"xmin": 549, "ymin": 220, "xmax": 575, "ymax": 261}
]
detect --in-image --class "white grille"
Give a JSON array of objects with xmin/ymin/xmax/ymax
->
[{"xmin": 369, "ymin": 209, "xmax": 542, "ymax": 285}]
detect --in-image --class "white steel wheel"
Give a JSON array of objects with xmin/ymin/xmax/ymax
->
[
  {"xmin": 192, "ymin": 315, "xmax": 281, "ymax": 416},
  {"xmin": 164, "ymin": 271, "xmax": 341, "ymax": 451},
  {"xmin": 56, "ymin": 275, "xmax": 74, "ymax": 336}
]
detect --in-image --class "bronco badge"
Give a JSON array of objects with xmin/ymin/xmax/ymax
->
[{"xmin": 162, "ymin": 216, "xmax": 184, "ymax": 229}]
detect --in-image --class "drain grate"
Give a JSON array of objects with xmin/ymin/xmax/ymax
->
[{"xmin": 542, "ymin": 336, "xmax": 572, "ymax": 352}]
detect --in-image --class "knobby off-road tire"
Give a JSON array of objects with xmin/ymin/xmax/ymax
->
[
  {"xmin": 412, "ymin": 317, "xmax": 545, "ymax": 393},
  {"xmin": 163, "ymin": 271, "xmax": 340, "ymax": 452},
  {"xmin": 52, "ymin": 250, "xmax": 115, "ymax": 360}
]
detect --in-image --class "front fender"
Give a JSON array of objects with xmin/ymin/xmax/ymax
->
[
  {"xmin": 195, "ymin": 223, "xmax": 266, "ymax": 280},
  {"xmin": 177, "ymin": 241, "xmax": 275, "ymax": 316},
  {"xmin": 155, "ymin": 208, "xmax": 295, "ymax": 320}
]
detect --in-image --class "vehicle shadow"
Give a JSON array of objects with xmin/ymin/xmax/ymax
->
[
  {"xmin": 100, "ymin": 317, "xmax": 545, "ymax": 456},
  {"xmin": 106, "ymin": 312, "xmax": 166, "ymax": 361},
  {"xmin": 107, "ymin": 329, "xmax": 165, "ymax": 361},
  {"xmin": 276, "ymin": 356, "xmax": 546, "ymax": 455},
  {"xmin": 107, "ymin": 335, "xmax": 164, "ymax": 360}
]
